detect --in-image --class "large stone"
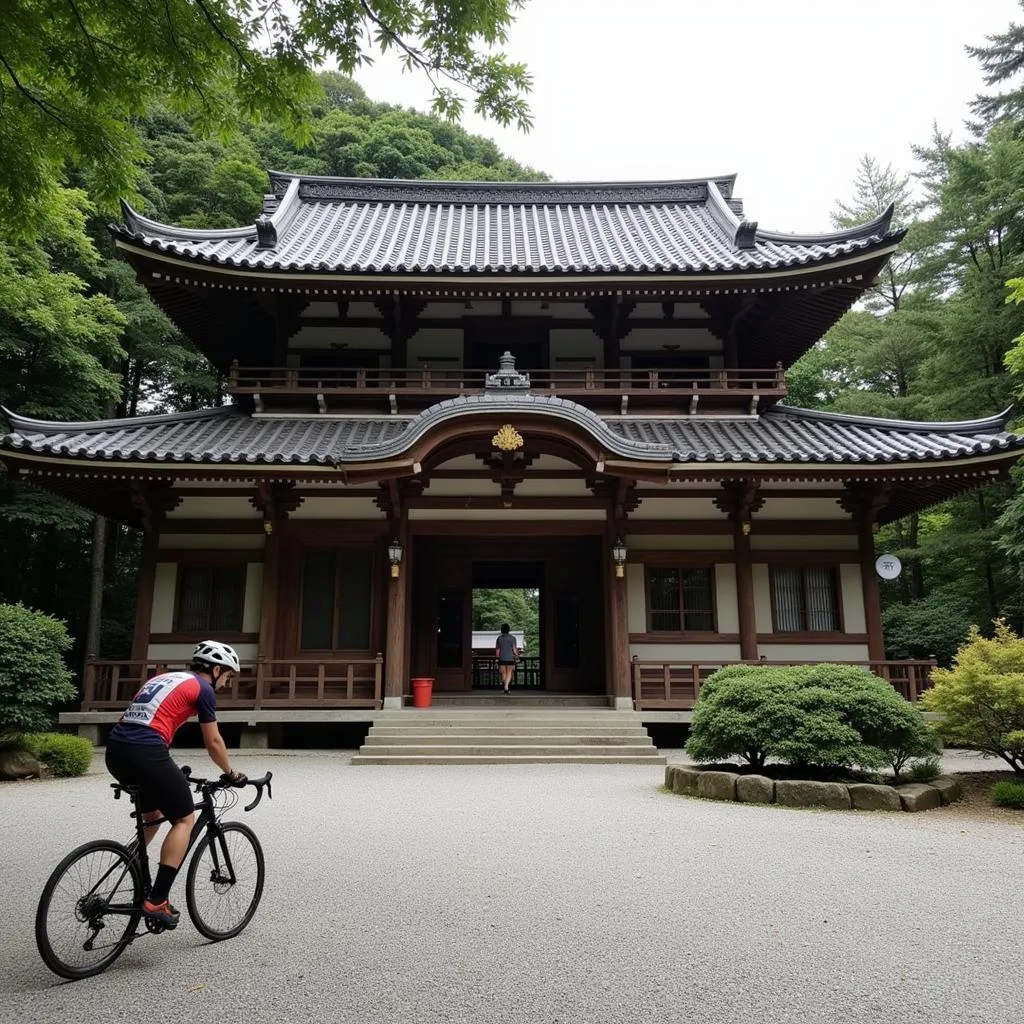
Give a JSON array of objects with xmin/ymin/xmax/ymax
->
[
  {"xmin": 0, "ymin": 748, "xmax": 42, "ymax": 780},
  {"xmin": 736, "ymin": 774, "xmax": 775, "ymax": 804},
  {"xmin": 848, "ymin": 783, "xmax": 902, "ymax": 812},
  {"xmin": 897, "ymin": 783, "xmax": 943, "ymax": 812},
  {"xmin": 774, "ymin": 779, "xmax": 852, "ymax": 810},
  {"xmin": 929, "ymin": 776, "xmax": 963, "ymax": 805},
  {"xmin": 697, "ymin": 770, "xmax": 738, "ymax": 801},
  {"xmin": 668, "ymin": 766, "xmax": 701, "ymax": 796}
]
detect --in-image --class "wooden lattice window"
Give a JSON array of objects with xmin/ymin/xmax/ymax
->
[
  {"xmin": 299, "ymin": 548, "xmax": 373, "ymax": 650},
  {"xmin": 175, "ymin": 566, "xmax": 246, "ymax": 633},
  {"xmin": 771, "ymin": 567, "xmax": 840, "ymax": 632},
  {"xmin": 647, "ymin": 567, "xmax": 714, "ymax": 632}
]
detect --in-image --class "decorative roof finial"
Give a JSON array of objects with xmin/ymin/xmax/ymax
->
[{"xmin": 485, "ymin": 351, "xmax": 531, "ymax": 391}]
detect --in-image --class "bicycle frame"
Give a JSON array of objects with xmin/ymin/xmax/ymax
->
[{"xmin": 96, "ymin": 772, "xmax": 269, "ymax": 923}]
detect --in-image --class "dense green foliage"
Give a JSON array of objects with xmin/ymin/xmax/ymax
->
[
  {"xmin": 472, "ymin": 589, "xmax": 539, "ymax": 653},
  {"xmin": 687, "ymin": 664, "xmax": 935, "ymax": 777},
  {"xmin": 991, "ymin": 780, "xmax": 1024, "ymax": 807},
  {"xmin": 0, "ymin": 1, "xmax": 532, "ymax": 238},
  {"xmin": 21, "ymin": 732, "xmax": 94, "ymax": 777},
  {"xmin": 921, "ymin": 621, "xmax": 1024, "ymax": 774},
  {"xmin": 0, "ymin": 603, "xmax": 76, "ymax": 737}
]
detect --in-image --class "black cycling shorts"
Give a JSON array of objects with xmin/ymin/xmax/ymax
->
[{"xmin": 105, "ymin": 739, "xmax": 194, "ymax": 821}]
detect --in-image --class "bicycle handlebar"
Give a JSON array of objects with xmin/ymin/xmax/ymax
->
[{"xmin": 179, "ymin": 766, "xmax": 273, "ymax": 811}]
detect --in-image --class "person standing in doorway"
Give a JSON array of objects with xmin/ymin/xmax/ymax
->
[{"xmin": 495, "ymin": 623, "xmax": 520, "ymax": 693}]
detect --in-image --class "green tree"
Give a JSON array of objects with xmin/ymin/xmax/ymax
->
[
  {"xmin": 922, "ymin": 621, "xmax": 1024, "ymax": 773},
  {"xmin": 0, "ymin": 603, "xmax": 76, "ymax": 738},
  {"xmin": 1, "ymin": 0, "xmax": 532, "ymax": 238}
]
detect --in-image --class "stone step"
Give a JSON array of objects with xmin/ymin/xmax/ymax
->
[
  {"xmin": 362, "ymin": 742, "xmax": 659, "ymax": 755},
  {"xmin": 350, "ymin": 753, "xmax": 668, "ymax": 765},
  {"xmin": 368, "ymin": 724, "xmax": 647, "ymax": 733}
]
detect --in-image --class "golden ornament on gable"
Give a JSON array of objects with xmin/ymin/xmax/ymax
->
[{"xmin": 492, "ymin": 424, "xmax": 524, "ymax": 451}]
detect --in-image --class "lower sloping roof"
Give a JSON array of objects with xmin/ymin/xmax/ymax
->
[{"xmin": 2, "ymin": 399, "xmax": 1020, "ymax": 469}]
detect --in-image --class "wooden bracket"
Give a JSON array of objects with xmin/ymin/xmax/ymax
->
[
  {"xmin": 130, "ymin": 481, "xmax": 182, "ymax": 533},
  {"xmin": 250, "ymin": 480, "xmax": 304, "ymax": 535}
]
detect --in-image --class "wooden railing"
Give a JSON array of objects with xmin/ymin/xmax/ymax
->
[
  {"xmin": 630, "ymin": 659, "xmax": 937, "ymax": 710},
  {"xmin": 227, "ymin": 363, "xmax": 786, "ymax": 397},
  {"xmin": 471, "ymin": 654, "xmax": 541, "ymax": 689},
  {"xmin": 82, "ymin": 656, "xmax": 384, "ymax": 711}
]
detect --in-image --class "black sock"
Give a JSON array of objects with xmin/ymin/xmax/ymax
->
[{"xmin": 150, "ymin": 863, "xmax": 178, "ymax": 904}]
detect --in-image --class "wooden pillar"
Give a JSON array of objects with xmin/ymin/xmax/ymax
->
[
  {"xmin": 734, "ymin": 523, "xmax": 758, "ymax": 661},
  {"xmin": 859, "ymin": 520, "xmax": 885, "ymax": 660},
  {"xmin": 605, "ymin": 527, "xmax": 632, "ymax": 709},
  {"xmin": 130, "ymin": 530, "xmax": 159, "ymax": 663},
  {"xmin": 258, "ymin": 525, "xmax": 282, "ymax": 666},
  {"xmin": 384, "ymin": 517, "xmax": 410, "ymax": 709}
]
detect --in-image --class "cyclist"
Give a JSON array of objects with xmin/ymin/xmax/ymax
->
[{"xmin": 105, "ymin": 640, "xmax": 247, "ymax": 929}]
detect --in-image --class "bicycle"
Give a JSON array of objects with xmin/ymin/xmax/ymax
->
[{"xmin": 35, "ymin": 765, "xmax": 273, "ymax": 980}]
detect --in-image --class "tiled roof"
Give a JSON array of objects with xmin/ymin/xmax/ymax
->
[
  {"xmin": 109, "ymin": 173, "xmax": 900, "ymax": 276},
  {"xmin": 3, "ymin": 400, "xmax": 1020, "ymax": 469}
]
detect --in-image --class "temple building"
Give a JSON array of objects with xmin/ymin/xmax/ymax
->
[{"xmin": 3, "ymin": 172, "xmax": 1022, "ymax": 739}]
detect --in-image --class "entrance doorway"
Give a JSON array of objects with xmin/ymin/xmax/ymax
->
[
  {"xmin": 471, "ymin": 562, "xmax": 541, "ymax": 690},
  {"xmin": 411, "ymin": 536, "xmax": 605, "ymax": 695}
]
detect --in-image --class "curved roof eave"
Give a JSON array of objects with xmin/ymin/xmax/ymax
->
[
  {"xmin": 1, "ymin": 404, "xmax": 238, "ymax": 438},
  {"xmin": 770, "ymin": 403, "xmax": 1015, "ymax": 435}
]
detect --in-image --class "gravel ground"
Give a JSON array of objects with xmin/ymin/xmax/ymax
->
[{"xmin": 2, "ymin": 750, "xmax": 1023, "ymax": 1024}]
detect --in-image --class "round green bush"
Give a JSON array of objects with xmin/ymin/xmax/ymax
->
[
  {"xmin": 22, "ymin": 732, "xmax": 93, "ymax": 777},
  {"xmin": 686, "ymin": 663, "xmax": 935, "ymax": 776},
  {"xmin": 991, "ymin": 780, "xmax": 1024, "ymax": 808},
  {"xmin": 0, "ymin": 603, "xmax": 76, "ymax": 737}
]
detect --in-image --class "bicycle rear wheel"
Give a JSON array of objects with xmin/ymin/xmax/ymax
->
[
  {"xmin": 185, "ymin": 821, "xmax": 265, "ymax": 940},
  {"xmin": 36, "ymin": 839, "xmax": 143, "ymax": 980}
]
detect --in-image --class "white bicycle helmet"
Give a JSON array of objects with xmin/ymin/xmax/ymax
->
[{"xmin": 192, "ymin": 640, "xmax": 241, "ymax": 674}]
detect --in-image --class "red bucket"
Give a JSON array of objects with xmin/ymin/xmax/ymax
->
[{"xmin": 411, "ymin": 677, "xmax": 434, "ymax": 708}]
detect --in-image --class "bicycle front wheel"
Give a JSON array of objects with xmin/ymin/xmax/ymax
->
[
  {"xmin": 185, "ymin": 821, "xmax": 265, "ymax": 940},
  {"xmin": 35, "ymin": 839, "xmax": 143, "ymax": 980}
]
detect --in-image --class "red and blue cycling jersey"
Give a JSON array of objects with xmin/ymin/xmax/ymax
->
[{"xmin": 109, "ymin": 671, "xmax": 217, "ymax": 747}]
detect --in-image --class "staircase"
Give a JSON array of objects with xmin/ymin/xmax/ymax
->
[{"xmin": 351, "ymin": 708, "xmax": 665, "ymax": 765}]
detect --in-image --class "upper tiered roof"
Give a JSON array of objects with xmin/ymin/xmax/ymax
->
[{"xmin": 112, "ymin": 172, "xmax": 901, "ymax": 279}]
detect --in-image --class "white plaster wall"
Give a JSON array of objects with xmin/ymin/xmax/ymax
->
[
  {"xmin": 620, "ymin": 328, "xmax": 722, "ymax": 352},
  {"xmin": 423, "ymin": 478, "xmax": 497, "ymax": 497},
  {"xmin": 151, "ymin": 564, "xmax": 177, "ymax": 633},
  {"xmin": 147, "ymin": 643, "xmax": 260, "ymax": 663},
  {"xmin": 290, "ymin": 497, "xmax": 384, "ymax": 519},
  {"xmin": 549, "ymin": 330, "xmax": 602, "ymax": 365},
  {"xmin": 629, "ymin": 644, "xmax": 742, "ymax": 661},
  {"xmin": 243, "ymin": 564, "xmax": 263, "ymax": 634},
  {"xmin": 631, "ymin": 498, "xmax": 721, "ymax": 520},
  {"xmin": 757, "ymin": 644, "xmax": 871, "ymax": 662},
  {"xmin": 633, "ymin": 302, "xmax": 709, "ymax": 320},
  {"xmin": 626, "ymin": 535, "xmax": 733, "ymax": 550},
  {"xmin": 626, "ymin": 563, "xmax": 645, "ymax": 633},
  {"xmin": 513, "ymin": 478, "xmax": 594, "ymax": 497},
  {"xmin": 752, "ymin": 564, "xmax": 773, "ymax": 632},
  {"xmin": 408, "ymin": 329, "xmax": 462, "ymax": 365},
  {"xmin": 840, "ymin": 564, "xmax": 867, "ymax": 634},
  {"xmin": 750, "ymin": 535, "xmax": 858, "ymax": 550},
  {"xmin": 758, "ymin": 498, "xmax": 850, "ymax": 521},
  {"xmin": 167, "ymin": 497, "xmax": 259, "ymax": 520},
  {"xmin": 408, "ymin": 508, "xmax": 606, "ymax": 520},
  {"xmin": 715, "ymin": 565, "xmax": 739, "ymax": 633},
  {"xmin": 290, "ymin": 326, "xmax": 390, "ymax": 349},
  {"xmin": 158, "ymin": 535, "xmax": 265, "ymax": 550}
]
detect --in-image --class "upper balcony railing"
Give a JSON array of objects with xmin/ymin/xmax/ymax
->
[{"xmin": 227, "ymin": 363, "xmax": 787, "ymax": 414}]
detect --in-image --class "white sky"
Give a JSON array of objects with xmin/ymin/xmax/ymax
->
[{"xmin": 354, "ymin": 0, "xmax": 1023, "ymax": 232}]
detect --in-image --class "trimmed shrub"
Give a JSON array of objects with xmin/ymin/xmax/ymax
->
[
  {"xmin": 0, "ymin": 604, "xmax": 76, "ymax": 739},
  {"xmin": 921, "ymin": 620, "xmax": 1024, "ymax": 775},
  {"xmin": 685, "ymin": 666, "xmax": 808, "ymax": 769},
  {"xmin": 22, "ymin": 732, "xmax": 93, "ymax": 777},
  {"xmin": 905, "ymin": 755, "xmax": 943, "ymax": 783},
  {"xmin": 686, "ymin": 663, "xmax": 935, "ymax": 776},
  {"xmin": 991, "ymin": 781, "xmax": 1024, "ymax": 808}
]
